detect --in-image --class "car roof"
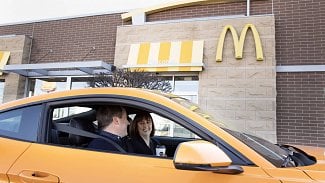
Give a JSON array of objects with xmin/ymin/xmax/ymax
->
[{"xmin": 0, "ymin": 87, "xmax": 168, "ymax": 111}]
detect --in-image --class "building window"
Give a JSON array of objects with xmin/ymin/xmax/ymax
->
[
  {"xmin": 71, "ymin": 77, "xmax": 91, "ymax": 89},
  {"xmin": 28, "ymin": 77, "xmax": 92, "ymax": 97},
  {"xmin": 28, "ymin": 78, "xmax": 67, "ymax": 96},
  {"xmin": 153, "ymin": 75, "xmax": 199, "ymax": 138},
  {"xmin": 28, "ymin": 75, "xmax": 199, "ymax": 101},
  {"xmin": 167, "ymin": 75, "xmax": 199, "ymax": 103}
]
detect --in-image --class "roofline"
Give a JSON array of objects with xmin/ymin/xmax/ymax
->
[{"xmin": 121, "ymin": 0, "xmax": 249, "ymax": 21}]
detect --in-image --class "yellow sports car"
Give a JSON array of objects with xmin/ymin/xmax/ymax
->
[{"xmin": 0, "ymin": 88, "xmax": 324, "ymax": 183}]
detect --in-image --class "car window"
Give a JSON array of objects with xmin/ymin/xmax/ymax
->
[
  {"xmin": 53, "ymin": 106, "xmax": 92, "ymax": 120},
  {"xmin": 152, "ymin": 113, "xmax": 200, "ymax": 139},
  {"xmin": 0, "ymin": 105, "xmax": 42, "ymax": 141},
  {"xmin": 49, "ymin": 103, "xmax": 201, "ymax": 155},
  {"xmin": 50, "ymin": 105, "xmax": 96, "ymax": 145}
]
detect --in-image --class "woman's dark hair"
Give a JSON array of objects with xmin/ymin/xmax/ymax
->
[{"xmin": 129, "ymin": 112, "xmax": 155, "ymax": 138}]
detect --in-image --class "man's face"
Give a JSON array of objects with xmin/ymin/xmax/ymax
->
[{"xmin": 117, "ymin": 108, "xmax": 129, "ymax": 137}]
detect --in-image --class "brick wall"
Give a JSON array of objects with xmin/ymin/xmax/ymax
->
[
  {"xmin": 277, "ymin": 72, "xmax": 325, "ymax": 146},
  {"xmin": 146, "ymin": 0, "xmax": 272, "ymax": 21},
  {"xmin": 274, "ymin": 0, "xmax": 325, "ymax": 147},
  {"xmin": 0, "ymin": 13, "xmax": 123, "ymax": 64},
  {"xmin": 0, "ymin": 24, "xmax": 34, "ymax": 36},
  {"xmin": 274, "ymin": 0, "xmax": 325, "ymax": 65}
]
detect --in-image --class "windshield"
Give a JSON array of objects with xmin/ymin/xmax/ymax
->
[{"xmin": 155, "ymin": 92, "xmax": 290, "ymax": 167}]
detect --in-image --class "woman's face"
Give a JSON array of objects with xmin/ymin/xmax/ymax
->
[{"xmin": 137, "ymin": 117, "xmax": 152, "ymax": 138}]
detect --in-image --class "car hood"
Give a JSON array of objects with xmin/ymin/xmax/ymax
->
[{"xmin": 294, "ymin": 145, "xmax": 325, "ymax": 182}]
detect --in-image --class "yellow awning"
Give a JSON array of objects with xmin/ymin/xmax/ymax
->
[
  {"xmin": 125, "ymin": 40, "xmax": 204, "ymax": 72},
  {"xmin": 0, "ymin": 51, "xmax": 10, "ymax": 75}
]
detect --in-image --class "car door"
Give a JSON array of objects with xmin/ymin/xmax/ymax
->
[
  {"xmin": 0, "ymin": 138, "xmax": 31, "ymax": 183},
  {"xmin": 7, "ymin": 142, "xmax": 284, "ymax": 183},
  {"xmin": 0, "ymin": 105, "xmax": 42, "ymax": 183}
]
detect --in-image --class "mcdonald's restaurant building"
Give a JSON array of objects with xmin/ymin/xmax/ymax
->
[{"xmin": 0, "ymin": 0, "xmax": 324, "ymax": 146}]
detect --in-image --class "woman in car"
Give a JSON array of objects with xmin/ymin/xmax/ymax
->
[{"xmin": 129, "ymin": 112, "xmax": 160, "ymax": 156}]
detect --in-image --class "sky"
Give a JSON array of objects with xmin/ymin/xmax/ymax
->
[{"xmin": 0, "ymin": 0, "xmax": 176, "ymax": 25}]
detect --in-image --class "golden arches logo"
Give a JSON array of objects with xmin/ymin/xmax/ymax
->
[{"xmin": 216, "ymin": 24, "xmax": 264, "ymax": 62}]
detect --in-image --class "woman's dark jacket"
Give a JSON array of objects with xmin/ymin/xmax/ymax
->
[{"xmin": 130, "ymin": 135, "xmax": 158, "ymax": 155}]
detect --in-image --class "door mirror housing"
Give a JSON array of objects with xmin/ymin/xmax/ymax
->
[{"xmin": 173, "ymin": 140, "xmax": 243, "ymax": 174}]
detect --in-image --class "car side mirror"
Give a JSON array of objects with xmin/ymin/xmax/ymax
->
[{"xmin": 173, "ymin": 140, "xmax": 243, "ymax": 174}]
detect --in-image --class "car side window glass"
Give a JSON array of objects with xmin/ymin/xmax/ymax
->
[
  {"xmin": 53, "ymin": 106, "xmax": 92, "ymax": 120},
  {"xmin": 0, "ymin": 105, "xmax": 42, "ymax": 141},
  {"xmin": 50, "ymin": 106, "xmax": 96, "ymax": 146},
  {"xmin": 152, "ymin": 113, "xmax": 200, "ymax": 139}
]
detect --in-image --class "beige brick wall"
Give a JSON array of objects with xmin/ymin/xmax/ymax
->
[
  {"xmin": 115, "ymin": 15, "xmax": 276, "ymax": 142},
  {"xmin": 0, "ymin": 35, "xmax": 32, "ymax": 103}
]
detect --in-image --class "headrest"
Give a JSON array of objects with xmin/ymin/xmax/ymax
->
[{"xmin": 68, "ymin": 118, "xmax": 95, "ymax": 146}]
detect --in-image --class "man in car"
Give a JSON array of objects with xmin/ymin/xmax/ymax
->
[{"xmin": 88, "ymin": 105, "xmax": 131, "ymax": 152}]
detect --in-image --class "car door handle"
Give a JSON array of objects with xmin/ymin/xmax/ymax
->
[{"xmin": 19, "ymin": 170, "xmax": 59, "ymax": 183}]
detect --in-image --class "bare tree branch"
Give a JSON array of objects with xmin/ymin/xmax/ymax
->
[{"xmin": 89, "ymin": 68, "xmax": 172, "ymax": 92}]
